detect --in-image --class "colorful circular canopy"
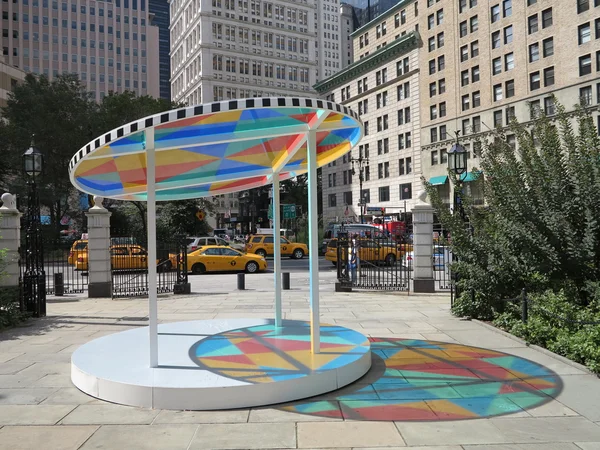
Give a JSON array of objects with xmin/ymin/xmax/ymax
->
[{"xmin": 69, "ymin": 97, "xmax": 363, "ymax": 201}]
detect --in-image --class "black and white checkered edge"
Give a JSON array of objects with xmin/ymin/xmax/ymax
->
[{"xmin": 68, "ymin": 96, "xmax": 361, "ymax": 174}]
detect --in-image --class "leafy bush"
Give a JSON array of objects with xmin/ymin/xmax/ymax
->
[
  {"xmin": 424, "ymin": 103, "xmax": 600, "ymax": 373},
  {"xmin": 493, "ymin": 290, "xmax": 600, "ymax": 373}
]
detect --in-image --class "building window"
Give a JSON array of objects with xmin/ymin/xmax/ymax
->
[
  {"xmin": 544, "ymin": 96, "xmax": 555, "ymax": 115},
  {"xmin": 544, "ymin": 66, "xmax": 555, "ymax": 86},
  {"xmin": 505, "ymin": 52, "xmax": 514, "ymax": 71},
  {"xmin": 470, "ymin": 15, "xmax": 478, "ymax": 32},
  {"xmin": 528, "ymin": 14, "xmax": 538, "ymax": 34},
  {"xmin": 529, "ymin": 43, "xmax": 540, "ymax": 62},
  {"xmin": 472, "ymin": 65, "xmax": 480, "ymax": 82},
  {"xmin": 543, "ymin": 37, "xmax": 554, "ymax": 57},
  {"xmin": 430, "ymin": 82, "xmax": 437, "ymax": 97},
  {"xmin": 439, "ymin": 102, "xmax": 446, "ymax": 117},
  {"xmin": 462, "ymin": 94, "xmax": 470, "ymax": 111},
  {"xmin": 473, "ymin": 90, "xmax": 481, "ymax": 107},
  {"xmin": 430, "ymin": 105, "xmax": 438, "ymax": 120},
  {"xmin": 580, "ymin": 54, "xmax": 592, "ymax": 76},
  {"xmin": 493, "ymin": 57, "xmax": 502, "ymax": 75},
  {"xmin": 578, "ymin": 0, "xmax": 590, "ymax": 13},
  {"xmin": 471, "ymin": 40, "xmax": 479, "ymax": 57},
  {"xmin": 530, "ymin": 71, "xmax": 541, "ymax": 90},
  {"xmin": 579, "ymin": 23, "xmax": 592, "ymax": 45},
  {"xmin": 379, "ymin": 186, "xmax": 390, "ymax": 202},
  {"xmin": 460, "ymin": 20, "xmax": 468, "ymax": 37},
  {"xmin": 494, "ymin": 84, "xmax": 503, "ymax": 101},
  {"xmin": 493, "ymin": 110, "xmax": 503, "ymax": 127},
  {"xmin": 492, "ymin": 31, "xmax": 501, "ymax": 49},
  {"xmin": 431, "ymin": 150, "xmax": 439, "ymax": 165},
  {"xmin": 461, "ymin": 45, "xmax": 469, "ymax": 61},
  {"xmin": 491, "ymin": 4, "xmax": 500, "ymax": 23},
  {"xmin": 461, "ymin": 69, "xmax": 470, "ymax": 86},
  {"xmin": 472, "ymin": 116, "xmax": 481, "ymax": 132},
  {"xmin": 542, "ymin": 8, "xmax": 552, "ymax": 28},
  {"xmin": 505, "ymin": 79, "xmax": 515, "ymax": 98},
  {"xmin": 506, "ymin": 106, "xmax": 516, "ymax": 123},
  {"xmin": 400, "ymin": 183, "xmax": 412, "ymax": 200},
  {"xmin": 503, "ymin": 0, "xmax": 512, "ymax": 16},
  {"xmin": 431, "ymin": 128, "xmax": 438, "ymax": 143},
  {"xmin": 580, "ymin": 86, "xmax": 593, "ymax": 106},
  {"xmin": 504, "ymin": 25, "xmax": 513, "ymax": 44},
  {"xmin": 328, "ymin": 194, "xmax": 337, "ymax": 207},
  {"xmin": 441, "ymin": 148, "xmax": 448, "ymax": 164}
]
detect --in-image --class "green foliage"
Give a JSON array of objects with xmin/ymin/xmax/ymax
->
[
  {"xmin": 424, "ymin": 103, "xmax": 600, "ymax": 372},
  {"xmin": 493, "ymin": 290, "xmax": 600, "ymax": 373}
]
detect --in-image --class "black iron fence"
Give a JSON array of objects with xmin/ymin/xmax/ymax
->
[
  {"xmin": 19, "ymin": 237, "xmax": 89, "ymax": 296},
  {"xmin": 110, "ymin": 234, "xmax": 187, "ymax": 298},
  {"xmin": 335, "ymin": 232, "xmax": 412, "ymax": 291},
  {"xmin": 433, "ymin": 227, "xmax": 453, "ymax": 292}
]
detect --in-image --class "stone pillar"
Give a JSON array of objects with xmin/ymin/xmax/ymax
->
[
  {"xmin": 412, "ymin": 193, "xmax": 435, "ymax": 293},
  {"xmin": 86, "ymin": 196, "xmax": 112, "ymax": 298},
  {"xmin": 0, "ymin": 193, "xmax": 22, "ymax": 288}
]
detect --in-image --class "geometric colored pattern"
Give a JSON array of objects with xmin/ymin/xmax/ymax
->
[
  {"xmin": 279, "ymin": 337, "xmax": 562, "ymax": 421},
  {"xmin": 69, "ymin": 97, "xmax": 363, "ymax": 201},
  {"xmin": 189, "ymin": 320, "xmax": 370, "ymax": 383}
]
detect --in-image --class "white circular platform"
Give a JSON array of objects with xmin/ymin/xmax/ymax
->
[{"xmin": 71, "ymin": 319, "xmax": 372, "ymax": 410}]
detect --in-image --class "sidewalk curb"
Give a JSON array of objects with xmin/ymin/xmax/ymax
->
[{"xmin": 473, "ymin": 319, "xmax": 597, "ymax": 376}]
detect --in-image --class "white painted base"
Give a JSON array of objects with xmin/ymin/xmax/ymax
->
[{"xmin": 71, "ymin": 319, "xmax": 371, "ymax": 410}]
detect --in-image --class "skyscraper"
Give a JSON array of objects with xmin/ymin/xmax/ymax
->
[
  {"xmin": 148, "ymin": 0, "xmax": 170, "ymax": 100},
  {"xmin": 1, "ymin": 0, "xmax": 160, "ymax": 102}
]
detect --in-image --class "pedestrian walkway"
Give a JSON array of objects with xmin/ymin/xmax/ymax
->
[{"xmin": 0, "ymin": 271, "xmax": 599, "ymax": 449}]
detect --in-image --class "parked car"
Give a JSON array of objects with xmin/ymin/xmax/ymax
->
[
  {"xmin": 186, "ymin": 236, "xmax": 244, "ymax": 252},
  {"xmin": 324, "ymin": 238, "xmax": 408, "ymax": 266},
  {"xmin": 244, "ymin": 235, "xmax": 308, "ymax": 259},
  {"xmin": 68, "ymin": 237, "xmax": 139, "ymax": 266},
  {"xmin": 74, "ymin": 244, "xmax": 164, "ymax": 271},
  {"xmin": 177, "ymin": 245, "xmax": 268, "ymax": 274},
  {"xmin": 401, "ymin": 246, "xmax": 452, "ymax": 270}
]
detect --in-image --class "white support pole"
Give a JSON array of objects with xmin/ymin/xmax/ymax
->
[
  {"xmin": 307, "ymin": 130, "xmax": 320, "ymax": 354},
  {"xmin": 146, "ymin": 128, "xmax": 158, "ymax": 368},
  {"xmin": 273, "ymin": 174, "xmax": 282, "ymax": 327}
]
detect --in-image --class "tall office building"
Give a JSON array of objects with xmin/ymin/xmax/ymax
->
[
  {"xmin": 420, "ymin": 0, "xmax": 600, "ymax": 208},
  {"xmin": 0, "ymin": 56, "xmax": 26, "ymax": 109},
  {"xmin": 170, "ymin": 0, "xmax": 318, "ymax": 106},
  {"xmin": 148, "ymin": 0, "xmax": 170, "ymax": 99},
  {"xmin": 1, "ymin": 0, "xmax": 160, "ymax": 102},
  {"xmin": 316, "ymin": 0, "xmax": 421, "ymax": 222},
  {"xmin": 341, "ymin": 0, "xmax": 403, "ymax": 29}
]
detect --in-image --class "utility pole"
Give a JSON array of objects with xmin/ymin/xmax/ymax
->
[{"xmin": 351, "ymin": 155, "xmax": 369, "ymax": 224}]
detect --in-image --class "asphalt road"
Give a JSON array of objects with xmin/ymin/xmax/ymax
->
[{"xmin": 264, "ymin": 256, "xmax": 335, "ymax": 273}]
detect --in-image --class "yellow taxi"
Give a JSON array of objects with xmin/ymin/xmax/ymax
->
[
  {"xmin": 68, "ymin": 240, "xmax": 89, "ymax": 265},
  {"xmin": 75, "ymin": 244, "xmax": 157, "ymax": 271},
  {"xmin": 325, "ymin": 238, "xmax": 410, "ymax": 266},
  {"xmin": 182, "ymin": 245, "xmax": 268, "ymax": 274},
  {"xmin": 244, "ymin": 234, "xmax": 309, "ymax": 259}
]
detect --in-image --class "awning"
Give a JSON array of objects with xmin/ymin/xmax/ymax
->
[
  {"xmin": 460, "ymin": 171, "xmax": 483, "ymax": 182},
  {"xmin": 429, "ymin": 175, "xmax": 448, "ymax": 186}
]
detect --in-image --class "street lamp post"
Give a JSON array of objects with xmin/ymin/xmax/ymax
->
[
  {"xmin": 447, "ymin": 136, "xmax": 468, "ymax": 222},
  {"xmin": 22, "ymin": 139, "xmax": 46, "ymax": 318},
  {"xmin": 351, "ymin": 155, "xmax": 369, "ymax": 224}
]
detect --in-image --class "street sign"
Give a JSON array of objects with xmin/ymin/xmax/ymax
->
[
  {"xmin": 283, "ymin": 204, "xmax": 296, "ymax": 219},
  {"xmin": 268, "ymin": 204, "xmax": 273, "ymax": 219}
]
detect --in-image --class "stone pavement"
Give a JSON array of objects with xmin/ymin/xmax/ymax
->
[{"xmin": 1, "ymin": 270, "xmax": 600, "ymax": 449}]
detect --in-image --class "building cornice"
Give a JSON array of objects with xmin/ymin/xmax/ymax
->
[
  {"xmin": 349, "ymin": 0, "xmax": 417, "ymax": 38},
  {"xmin": 313, "ymin": 32, "xmax": 420, "ymax": 94}
]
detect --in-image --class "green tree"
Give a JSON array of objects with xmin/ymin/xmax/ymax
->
[
  {"xmin": 0, "ymin": 73, "xmax": 96, "ymax": 234},
  {"xmin": 425, "ymin": 103, "xmax": 600, "ymax": 319}
]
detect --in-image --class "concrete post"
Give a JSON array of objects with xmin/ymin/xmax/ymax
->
[
  {"xmin": 0, "ymin": 193, "xmax": 22, "ymax": 288},
  {"xmin": 86, "ymin": 196, "xmax": 112, "ymax": 298},
  {"xmin": 412, "ymin": 192, "xmax": 435, "ymax": 293}
]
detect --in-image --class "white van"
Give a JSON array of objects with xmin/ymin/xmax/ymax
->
[
  {"xmin": 256, "ymin": 228, "xmax": 296, "ymax": 241},
  {"xmin": 321, "ymin": 223, "xmax": 388, "ymax": 254}
]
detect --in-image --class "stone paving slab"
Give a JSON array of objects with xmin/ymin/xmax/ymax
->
[
  {"xmin": 78, "ymin": 424, "xmax": 197, "ymax": 450},
  {"xmin": 0, "ymin": 425, "xmax": 98, "ymax": 450},
  {"xmin": 189, "ymin": 423, "xmax": 297, "ymax": 449},
  {"xmin": 297, "ymin": 422, "xmax": 406, "ymax": 448},
  {"xmin": 1, "ymin": 272, "xmax": 600, "ymax": 448}
]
